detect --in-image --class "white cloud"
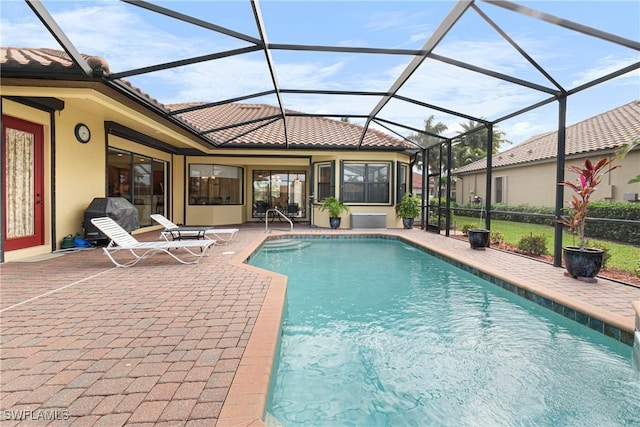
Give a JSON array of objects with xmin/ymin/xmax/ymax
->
[
  {"xmin": 572, "ymin": 54, "xmax": 640, "ymax": 87},
  {"xmin": 156, "ymin": 56, "xmax": 274, "ymax": 104}
]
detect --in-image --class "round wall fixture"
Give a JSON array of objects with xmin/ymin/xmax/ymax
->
[{"xmin": 74, "ymin": 123, "xmax": 91, "ymax": 143}]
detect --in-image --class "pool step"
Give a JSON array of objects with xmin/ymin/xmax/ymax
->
[
  {"xmin": 262, "ymin": 239, "xmax": 311, "ymax": 252},
  {"xmin": 264, "ymin": 412, "xmax": 283, "ymax": 427}
]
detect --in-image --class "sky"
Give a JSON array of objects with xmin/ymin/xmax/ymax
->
[{"xmin": 1, "ymin": 0, "xmax": 639, "ymax": 147}]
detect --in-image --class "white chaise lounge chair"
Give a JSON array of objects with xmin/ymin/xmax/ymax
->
[
  {"xmin": 91, "ymin": 217, "xmax": 215, "ymax": 267},
  {"xmin": 150, "ymin": 214, "xmax": 239, "ymax": 245}
]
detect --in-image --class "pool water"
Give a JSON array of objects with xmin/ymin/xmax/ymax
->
[{"xmin": 248, "ymin": 238, "xmax": 639, "ymax": 426}]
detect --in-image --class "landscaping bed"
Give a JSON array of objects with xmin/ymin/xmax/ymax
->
[{"xmin": 453, "ymin": 234, "xmax": 640, "ymax": 287}]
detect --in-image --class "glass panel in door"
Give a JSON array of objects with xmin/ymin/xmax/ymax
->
[{"xmin": 2, "ymin": 115, "xmax": 44, "ymax": 251}]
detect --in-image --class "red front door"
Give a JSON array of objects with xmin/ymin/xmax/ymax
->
[{"xmin": 2, "ymin": 115, "xmax": 45, "ymax": 251}]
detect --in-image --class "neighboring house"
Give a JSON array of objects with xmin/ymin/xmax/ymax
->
[
  {"xmin": 411, "ymin": 172, "xmax": 438, "ymax": 200},
  {"xmin": 453, "ymin": 100, "xmax": 640, "ymax": 207},
  {"xmin": 1, "ymin": 47, "xmax": 415, "ymax": 262},
  {"xmin": 411, "ymin": 172, "xmax": 424, "ymax": 197}
]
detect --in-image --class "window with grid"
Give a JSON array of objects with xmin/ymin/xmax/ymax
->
[{"xmin": 342, "ymin": 162, "xmax": 390, "ymax": 204}]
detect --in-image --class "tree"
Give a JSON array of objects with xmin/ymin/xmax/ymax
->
[
  {"xmin": 452, "ymin": 119, "xmax": 510, "ymax": 169},
  {"xmin": 409, "ymin": 116, "xmax": 510, "ymax": 173},
  {"xmin": 617, "ymin": 138, "xmax": 640, "ymax": 183},
  {"xmin": 407, "ymin": 115, "xmax": 448, "ymax": 174}
]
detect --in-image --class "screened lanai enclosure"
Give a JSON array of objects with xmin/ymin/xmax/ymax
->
[{"xmin": 3, "ymin": 0, "xmax": 639, "ymax": 268}]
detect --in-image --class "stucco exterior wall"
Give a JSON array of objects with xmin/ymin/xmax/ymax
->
[
  {"xmin": 53, "ymin": 103, "xmax": 107, "ymax": 241},
  {"xmin": 455, "ymin": 152, "xmax": 640, "ymax": 208},
  {"xmin": 312, "ymin": 152, "xmax": 409, "ymax": 229},
  {"xmin": 183, "ymin": 152, "xmax": 411, "ymax": 229},
  {"xmin": 1, "ymin": 85, "xmax": 191, "ymax": 259},
  {"xmin": 1, "ymin": 83, "xmax": 413, "ymax": 261},
  {"xmin": 2, "ymin": 97, "xmax": 108, "ymax": 260},
  {"xmin": 172, "ymin": 155, "xmax": 185, "ymax": 225}
]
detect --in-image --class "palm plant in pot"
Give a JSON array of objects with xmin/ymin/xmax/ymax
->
[
  {"xmin": 318, "ymin": 196, "xmax": 349, "ymax": 229},
  {"xmin": 559, "ymin": 157, "xmax": 619, "ymax": 281},
  {"xmin": 395, "ymin": 193, "xmax": 421, "ymax": 229}
]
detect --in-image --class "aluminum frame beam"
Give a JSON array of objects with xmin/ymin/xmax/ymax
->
[
  {"xmin": 122, "ymin": 0, "xmax": 262, "ymax": 45},
  {"xmin": 250, "ymin": 0, "xmax": 289, "ymax": 147},
  {"xmin": 482, "ymin": 0, "xmax": 640, "ymax": 51},
  {"xmin": 25, "ymin": 0, "xmax": 94, "ymax": 76},
  {"xmin": 17, "ymin": 0, "xmax": 640, "ymax": 153},
  {"xmin": 357, "ymin": 0, "xmax": 474, "ymax": 148}
]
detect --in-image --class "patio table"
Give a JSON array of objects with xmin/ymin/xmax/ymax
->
[{"xmin": 166, "ymin": 226, "xmax": 207, "ymax": 240}]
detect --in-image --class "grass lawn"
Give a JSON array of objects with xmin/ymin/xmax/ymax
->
[{"xmin": 450, "ymin": 215, "xmax": 640, "ymax": 274}]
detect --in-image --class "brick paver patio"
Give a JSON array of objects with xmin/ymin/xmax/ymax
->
[{"xmin": 1, "ymin": 225, "xmax": 638, "ymax": 426}]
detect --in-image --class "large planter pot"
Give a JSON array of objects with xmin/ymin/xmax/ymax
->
[
  {"xmin": 329, "ymin": 217, "xmax": 341, "ymax": 229},
  {"xmin": 402, "ymin": 218, "xmax": 414, "ymax": 229},
  {"xmin": 563, "ymin": 246, "xmax": 604, "ymax": 281},
  {"xmin": 468, "ymin": 228, "xmax": 490, "ymax": 249},
  {"xmin": 427, "ymin": 223, "xmax": 441, "ymax": 233}
]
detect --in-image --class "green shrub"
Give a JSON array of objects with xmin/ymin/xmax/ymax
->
[
  {"xmin": 490, "ymin": 230, "xmax": 505, "ymax": 245},
  {"xmin": 584, "ymin": 201, "xmax": 640, "ymax": 245},
  {"xmin": 516, "ymin": 233, "xmax": 548, "ymax": 256},
  {"xmin": 453, "ymin": 204, "xmax": 484, "ymax": 219},
  {"xmin": 461, "ymin": 223, "xmax": 478, "ymax": 235},
  {"xmin": 490, "ymin": 203, "xmax": 556, "ymax": 226},
  {"xmin": 454, "ymin": 201, "xmax": 640, "ymax": 245}
]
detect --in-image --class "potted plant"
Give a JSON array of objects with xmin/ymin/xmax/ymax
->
[
  {"xmin": 467, "ymin": 199, "xmax": 489, "ymax": 249},
  {"xmin": 559, "ymin": 157, "xmax": 620, "ymax": 281},
  {"xmin": 318, "ymin": 196, "xmax": 349, "ymax": 229},
  {"xmin": 467, "ymin": 227, "xmax": 490, "ymax": 249},
  {"xmin": 395, "ymin": 193, "xmax": 421, "ymax": 229}
]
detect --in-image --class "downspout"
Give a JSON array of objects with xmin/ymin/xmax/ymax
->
[
  {"xmin": 49, "ymin": 110, "xmax": 56, "ymax": 254},
  {"xmin": 553, "ymin": 96, "xmax": 568, "ymax": 267},
  {"xmin": 183, "ymin": 156, "xmax": 188, "ymax": 224}
]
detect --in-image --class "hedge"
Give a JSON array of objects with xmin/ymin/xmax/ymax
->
[
  {"xmin": 452, "ymin": 201, "xmax": 640, "ymax": 245},
  {"xmin": 585, "ymin": 201, "xmax": 640, "ymax": 245}
]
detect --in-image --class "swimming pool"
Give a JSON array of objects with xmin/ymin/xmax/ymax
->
[{"xmin": 249, "ymin": 237, "xmax": 639, "ymax": 426}]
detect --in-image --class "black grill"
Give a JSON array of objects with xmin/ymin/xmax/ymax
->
[{"xmin": 83, "ymin": 197, "xmax": 139, "ymax": 241}]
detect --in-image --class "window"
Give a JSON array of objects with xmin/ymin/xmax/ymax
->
[
  {"xmin": 189, "ymin": 164, "xmax": 243, "ymax": 205},
  {"xmin": 152, "ymin": 160, "xmax": 166, "ymax": 216},
  {"xmin": 400, "ymin": 163, "xmax": 409, "ymax": 196},
  {"xmin": 107, "ymin": 148, "xmax": 167, "ymax": 227},
  {"xmin": 342, "ymin": 162, "xmax": 390, "ymax": 204},
  {"xmin": 317, "ymin": 163, "xmax": 333, "ymax": 201},
  {"xmin": 252, "ymin": 170, "xmax": 306, "ymax": 218},
  {"xmin": 107, "ymin": 149, "xmax": 132, "ymax": 201},
  {"xmin": 495, "ymin": 176, "xmax": 507, "ymax": 203}
]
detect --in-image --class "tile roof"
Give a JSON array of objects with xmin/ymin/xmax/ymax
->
[
  {"xmin": 1, "ymin": 47, "xmax": 166, "ymax": 107},
  {"xmin": 1, "ymin": 47, "xmax": 109, "ymax": 75},
  {"xmin": 167, "ymin": 102, "xmax": 414, "ymax": 149},
  {"xmin": 412, "ymin": 171, "xmax": 434, "ymax": 191},
  {"xmin": 454, "ymin": 100, "xmax": 640, "ymax": 174},
  {"xmin": 2, "ymin": 47, "xmax": 412, "ymax": 151}
]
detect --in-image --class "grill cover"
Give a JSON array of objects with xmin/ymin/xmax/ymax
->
[{"xmin": 84, "ymin": 197, "xmax": 139, "ymax": 240}]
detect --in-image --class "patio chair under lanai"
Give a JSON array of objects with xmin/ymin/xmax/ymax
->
[
  {"xmin": 150, "ymin": 214, "xmax": 239, "ymax": 244},
  {"xmin": 91, "ymin": 217, "xmax": 215, "ymax": 267}
]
